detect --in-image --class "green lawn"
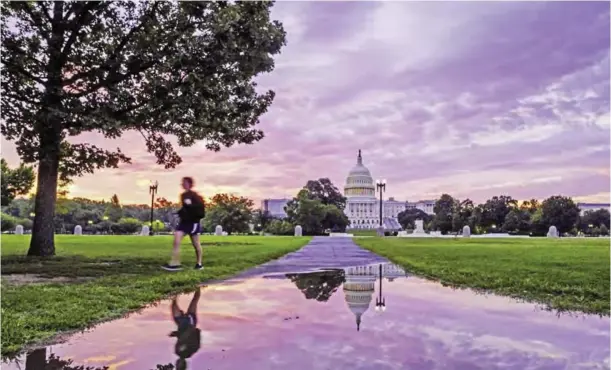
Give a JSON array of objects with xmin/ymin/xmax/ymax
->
[
  {"xmin": 355, "ymin": 237, "xmax": 610, "ymax": 315},
  {"xmin": 349, "ymin": 229, "xmax": 378, "ymax": 236},
  {"xmin": 1, "ymin": 235, "xmax": 310, "ymax": 356}
]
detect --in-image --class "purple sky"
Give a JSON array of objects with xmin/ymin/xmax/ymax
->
[{"xmin": 2, "ymin": 1, "xmax": 609, "ymax": 205}]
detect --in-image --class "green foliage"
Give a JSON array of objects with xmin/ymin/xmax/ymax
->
[
  {"xmin": 285, "ymin": 179, "xmax": 350, "ymax": 235},
  {"xmin": 203, "ymin": 194, "xmax": 253, "ymax": 235},
  {"xmin": 264, "ymin": 219, "xmax": 293, "ymax": 235},
  {"xmin": 502, "ymin": 209, "xmax": 531, "ymax": 233},
  {"xmin": 479, "ymin": 195, "xmax": 518, "ymax": 229},
  {"xmin": 2, "ymin": 1, "xmax": 286, "ymax": 255},
  {"xmin": 432, "ymin": 194, "xmax": 457, "ymax": 234},
  {"xmin": 0, "ymin": 158, "xmax": 35, "ymax": 206},
  {"xmin": 104, "ymin": 194, "xmax": 123, "ymax": 222},
  {"xmin": 303, "ymin": 178, "xmax": 347, "ymax": 210},
  {"xmin": 579, "ymin": 209, "xmax": 611, "ymax": 234},
  {"xmin": 1, "ymin": 235, "xmax": 311, "ymax": 356},
  {"xmin": 110, "ymin": 217, "xmax": 143, "ymax": 234},
  {"xmin": 1, "ymin": 213, "xmax": 32, "ymax": 231},
  {"xmin": 540, "ymin": 195, "xmax": 580, "ymax": 234},
  {"xmin": 356, "ymin": 237, "xmax": 610, "ymax": 315}
]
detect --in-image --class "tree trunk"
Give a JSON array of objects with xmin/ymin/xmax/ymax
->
[{"xmin": 28, "ymin": 140, "xmax": 60, "ymax": 256}]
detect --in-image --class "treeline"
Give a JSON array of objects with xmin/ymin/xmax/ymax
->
[
  {"xmin": 258, "ymin": 178, "xmax": 350, "ymax": 236},
  {"xmin": 2, "ymin": 192, "xmax": 266, "ymax": 236},
  {"xmin": 398, "ymin": 194, "xmax": 610, "ymax": 236}
]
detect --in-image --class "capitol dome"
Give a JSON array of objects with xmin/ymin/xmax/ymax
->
[
  {"xmin": 344, "ymin": 150, "xmax": 375, "ymax": 198},
  {"xmin": 343, "ymin": 265, "xmax": 377, "ymax": 331}
]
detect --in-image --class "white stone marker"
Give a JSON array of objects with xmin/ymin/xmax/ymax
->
[
  {"xmin": 462, "ymin": 225, "xmax": 471, "ymax": 237},
  {"xmin": 15, "ymin": 225, "xmax": 24, "ymax": 235},
  {"xmin": 294, "ymin": 225, "xmax": 303, "ymax": 237},
  {"xmin": 141, "ymin": 225, "xmax": 150, "ymax": 236},
  {"xmin": 547, "ymin": 225, "xmax": 559, "ymax": 238},
  {"xmin": 74, "ymin": 225, "xmax": 83, "ymax": 235},
  {"xmin": 414, "ymin": 220, "xmax": 425, "ymax": 234},
  {"xmin": 215, "ymin": 225, "xmax": 223, "ymax": 236}
]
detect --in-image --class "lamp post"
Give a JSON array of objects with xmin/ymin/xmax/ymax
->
[
  {"xmin": 376, "ymin": 179, "xmax": 386, "ymax": 236},
  {"xmin": 103, "ymin": 216, "xmax": 110, "ymax": 234},
  {"xmin": 149, "ymin": 181, "xmax": 158, "ymax": 236},
  {"xmin": 375, "ymin": 264, "xmax": 386, "ymax": 312}
]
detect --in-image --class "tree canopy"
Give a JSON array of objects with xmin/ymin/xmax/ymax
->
[
  {"xmin": 2, "ymin": 1, "xmax": 286, "ymax": 255},
  {"xmin": 202, "ymin": 193, "xmax": 253, "ymax": 235},
  {"xmin": 0, "ymin": 158, "xmax": 35, "ymax": 206}
]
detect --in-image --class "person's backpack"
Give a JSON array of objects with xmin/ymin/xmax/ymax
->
[{"xmin": 193, "ymin": 195, "xmax": 206, "ymax": 219}]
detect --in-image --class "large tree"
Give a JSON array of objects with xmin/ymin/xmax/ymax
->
[
  {"xmin": 479, "ymin": 195, "xmax": 518, "ymax": 229},
  {"xmin": 202, "ymin": 193, "xmax": 253, "ymax": 235},
  {"xmin": 540, "ymin": 195, "xmax": 580, "ymax": 234},
  {"xmin": 2, "ymin": 1, "xmax": 286, "ymax": 256},
  {"xmin": 1, "ymin": 158, "xmax": 35, "ymax": 206},
  {"xmin": 432, "ymin": 193, "xmax": 457, "ymax": 234},
  {"xmin": 303, "ymin": 178, "xmax": 347, "ymax": 210}
]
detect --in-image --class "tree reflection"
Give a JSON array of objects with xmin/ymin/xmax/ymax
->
[
  {"xmin": 286, "ymin": 269, "xmax": 346, "ymax": 302},
  {"xmin": 21, "ymin": 349, "xmax": 173, "ymax": 370},
  {"xmin": 24, "ymin": 349, "xmax": 108, "ymax": 370}
]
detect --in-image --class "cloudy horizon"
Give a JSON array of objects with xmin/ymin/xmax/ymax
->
[{"xmin": 2, "ymin": 1, "xmax": 610, "ymax": 206}]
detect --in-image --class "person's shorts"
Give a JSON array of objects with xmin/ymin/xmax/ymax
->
[
  {"xmin": 174, "ymin": 312, "xmax": 198, "ymax": 329},
  {"xmin": 176, "ymin": 222, "xmax": 201, "ymax": 236}
]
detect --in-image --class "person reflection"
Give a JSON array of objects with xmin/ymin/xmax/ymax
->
[{"xmin": 170, "ymin": 288, "xmax": 201, "ymax": 370}]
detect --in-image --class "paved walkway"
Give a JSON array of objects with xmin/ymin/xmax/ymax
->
[{"xmin": 234, "ymin": 236, "xmax": 388, "ymax": 278}]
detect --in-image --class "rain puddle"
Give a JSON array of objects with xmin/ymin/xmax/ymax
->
[{"xmin": 4, "ymin": 263, "xmax": 609, "ymax": 370}]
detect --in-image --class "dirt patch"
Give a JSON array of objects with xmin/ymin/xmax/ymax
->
[{"xmin": 1, "ymin": 274, "xmax": 94, "ymax": 286}]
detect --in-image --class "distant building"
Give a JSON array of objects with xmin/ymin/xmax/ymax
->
[
  {"xmin": 261, "ymin": 198, "xmax": 290, "ymax": 218},
  {"xmin": 343, "ymin": 150, "xmax": 436, "ymax": 230},
  {"xmin": 577, "ymin": 202, "xmax": 610, "ymax": 216}
]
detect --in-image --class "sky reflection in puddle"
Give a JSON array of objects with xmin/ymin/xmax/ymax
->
[{"xmin": 5, "ymin": 263, "xmax": 609, "ymax": 370}]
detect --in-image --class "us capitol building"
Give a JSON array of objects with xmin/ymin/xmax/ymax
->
[
  {"xmin": 343, "ymin": 150, "xmax": 434, "ymax": 229},
  {"xmin": 261, "ymin": 150, "xmax": 436, "ymax": 226}
]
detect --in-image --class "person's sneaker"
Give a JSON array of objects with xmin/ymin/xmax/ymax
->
[
  {"xmin": 161, "ymin": 264, "xmax": 183, "ymax": 271},
  {"xmin": 194, "ymin": 264, "xmax": 203, "ymax": 270}
]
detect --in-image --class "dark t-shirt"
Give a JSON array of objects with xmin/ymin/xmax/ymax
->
[
  {"xmin": 178, "ymin": 190, "xmax": 204, "ymax": 223},
  {"xmin": 175, "ymin": 325, "xmax": 201, "ymax": 359}
]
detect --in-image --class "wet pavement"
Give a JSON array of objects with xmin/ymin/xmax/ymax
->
[{"xmin": 4, "ymin": 237, "xmax": 610, "ymax": 370}]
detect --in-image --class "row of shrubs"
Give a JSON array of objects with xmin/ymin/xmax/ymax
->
[{"xmin": 1, "ymin": 214, "xmax": 160, "ymax": 235}]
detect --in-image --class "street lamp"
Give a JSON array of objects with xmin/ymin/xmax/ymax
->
[
  {"xmin": 375, "ymin": 264, "xmax": 386, "ymax": 312},
  {"xmin": 149, "ymin": 180, "xmax": 158, "ymax": 236},
  {"xmin": 376, "ymin": 179, "xmax": 386, "ymax": 236},
  {"xmin": 103, "ymin": 216, "xmax": 110, "ymax": 234}
]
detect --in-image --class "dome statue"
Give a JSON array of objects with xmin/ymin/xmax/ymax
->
[{"xmin": 344, "ymin": 150, "xmax": 376, "ymax": 199}]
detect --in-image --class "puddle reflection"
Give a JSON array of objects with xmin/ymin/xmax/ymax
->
[{"xmin": 4, "ymin": 263, "xmax": 609, "ymax": 370}]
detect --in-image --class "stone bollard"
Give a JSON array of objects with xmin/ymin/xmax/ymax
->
[
  {"xmin": 547, "ymin": 225, "xmax": 559, "ymax": 238},
  {"xmin": 215, "ymin": 225, "xmax": 223, "ymax": 236},
  {"xmin": 462, "ymin": 225, "xmax": 471, "ymax": 237},
  {"xmin": 15, "ymin": 225, "xmax": 24, "ymax": 235},
  {"xmin": 74, "ymin": 225, "xmax": 83, "ymax": 235},
  {"xmin": 294, "ymin": 225, "xmax": 303, "ymax": 237}
]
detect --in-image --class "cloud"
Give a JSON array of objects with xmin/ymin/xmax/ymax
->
[{"xmin": 1, "ymin": 2, "xmax": 609, "ymax": 205}]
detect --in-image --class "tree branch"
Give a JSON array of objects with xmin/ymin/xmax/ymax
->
[
  {"xmin": 20, "ymin": 3, "xmax": 51, "ymax": 41},
  {"xmin": 2, "ymin": 60, "xmax": 46, "ymax": 85},
  {"xmin": 60, "ymin": 2, "xmax": 108, "ymax": 63},
  {"xmin": 62, "ymin": 2, "xmax": 160, "ymax": 87}
]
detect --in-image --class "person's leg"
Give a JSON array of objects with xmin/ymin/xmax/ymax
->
[
  {"xmin": 170, "ymin": 230, "xmax": 186, "ymax": 266},
  {"xmin": 189, "ymin": 233, "xmax": 203, "ymax": 267},
  {"xmin": 186, "ymin": 288, "xmax": 201, "ymax": 318},
  {"xmin": 171, "ymin": 297, "xmax": 183, "ymax": 319}
]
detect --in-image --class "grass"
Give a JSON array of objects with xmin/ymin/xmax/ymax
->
[
  {"xmin": 1, "ymin": 235, "xmax": 311, "ymax": 356},
  {"xmin": 349, "ymin": 229, "xmax": 378, "ymax": 236},
  {"xmin": 355, "ymin": 237, "xmax": 610, "ymax": 315}
]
